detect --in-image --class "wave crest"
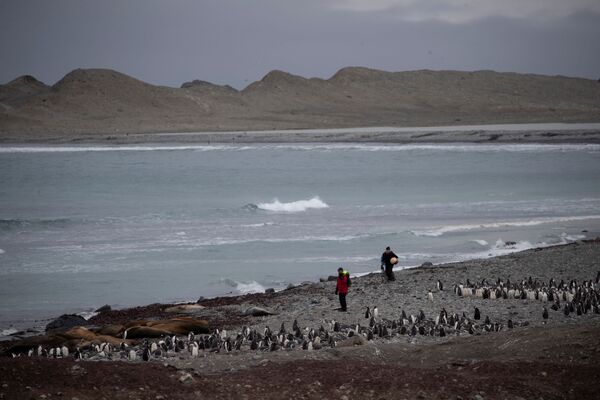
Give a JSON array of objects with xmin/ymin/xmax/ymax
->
[
  {"xmin": 222, "ymin": 278, "xmax": 266, "ymax": 294},
  {"xmin": 411, "ymin": 215, "xmax": 600, "ymax": 237},
  {"xmin": 255, "ymin": 196, "xmax": 329, "ymax": 213}
]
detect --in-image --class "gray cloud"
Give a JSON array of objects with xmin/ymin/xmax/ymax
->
[
  {"xmin": 331, "ymin": 0, "xmax": 600, "ymax": 22},
  {"xmin": 1, "ymin": 0, "xmax": 599, "ymax": 89}
]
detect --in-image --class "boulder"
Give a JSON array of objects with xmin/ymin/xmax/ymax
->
[
  {"xmin": 243, "ymin": 306, "xmax": 276, "ymax": 317},
  {"xmin": 420, "ymin": 262, "xmax": 434, "ymax": 268},
  {"xmin": 94, "ymin": 304, "xmax": 111, "ymax": 313},
  {"xmin": 264, "ymin": 288, "xmax": 275, "ymax": 294},
  {"xmin": 45, "ymin": 314, "xmax": 88, "ymax": 332}
]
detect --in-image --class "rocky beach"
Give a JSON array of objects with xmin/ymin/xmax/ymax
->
[{"xmin": 1, "ymin": 239, "xmax": 599, "ymax": 399}]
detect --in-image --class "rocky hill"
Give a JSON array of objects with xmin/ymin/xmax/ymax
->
[{"xmin": 0, "ymin": 67, "xmax": 599, "ymax": 141}]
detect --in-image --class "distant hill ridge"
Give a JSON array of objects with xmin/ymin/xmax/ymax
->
[{"xmin": 1, "ymin": 67, "xmax": 599, "ymax": 139}]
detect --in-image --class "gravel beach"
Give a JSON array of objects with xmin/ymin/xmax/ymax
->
[{"xmin": 1, "ymin": 240, "xmax": 599, "ymax": 399}]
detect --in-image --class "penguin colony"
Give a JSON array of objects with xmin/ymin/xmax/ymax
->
[
  {"xmin": 15, "ymin": 306, "xmax": 513, "ymax": 361},
  {"xmin": 11, "ymin": 272, "xmax": 598, "ymax": 361},
  {"xmin": 452, "ymin": 273, "xmax": 600, "ymax": 318}
]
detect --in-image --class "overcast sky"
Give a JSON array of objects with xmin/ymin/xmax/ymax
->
[{"xmin": 1, "ymin": 0, "xmax": 599, "ymax": 89}]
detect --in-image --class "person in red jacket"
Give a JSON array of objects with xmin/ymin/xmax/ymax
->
[{"xmin": 335, "ymin": 267, "xmax": 351, "ymax": 311}]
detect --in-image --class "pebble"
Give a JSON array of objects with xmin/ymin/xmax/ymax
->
[{"xmin": 178, "ymin": 373, "xmax": 194, "ymax": 383}]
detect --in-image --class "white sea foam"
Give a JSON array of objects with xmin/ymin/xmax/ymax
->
[
  {"xmin": 471, "ymin": 239, "xmax": 489, "ymax": 246},
  {"xmin": 235, "ymin": 281, "xmax": 267, "ymax": 294},
  {"xmin": 2, "ymin": 142, "xmax": 599, "ymax": 153},
  {"xmin": 0, "ymin": 328, "xmax": 18, "ymax": 336},
  {"xmin": 241, "ymin": 222, "xmax": 275, "ymax": 228},
  {"xmin": 410, "ymin": 215, "xmax": 600, "ymax": 237},
  {"xmin": 256, "ymin": 196, "xmax": 329, "ymax": 213},
  {"xmin": 560, "ymin": 232, "xmax": 586, "ymax": 241},
  {"xmin": 77, "ymin": 311, "xmax": 99, "ymax": 320}
]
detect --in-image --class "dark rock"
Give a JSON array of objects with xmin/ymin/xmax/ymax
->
[
  {"xmin": 264, "ymin": 288, "xmax": 275, "ymax": 294},
  {"xmin": 45, "ymin": 314, "xmax": 88, "ymax": 332},
  {"xmin": 94, "ymin": 304, "xmax": 111, "ymax": 313},
  {"xmin": 504, "ymin": 241, "xmax": 517, "ymax": 246},
  {"xmin": 420, "ymin": 262, "xmax": 433, "ymax": 268},
  {"xmin": 196, "ymin": 296, "xmax": 205, "ymax": 303},
  {"xmin": 327, "ymin": 275, "xmax": 337, "ymax": 282},
  {"xmin": 243, "ymin": 306, "xmax": 276, "ymax": 316},
  {"xmin": 286, "ymin": 284, "xmax": 296, "ymax": 290}
]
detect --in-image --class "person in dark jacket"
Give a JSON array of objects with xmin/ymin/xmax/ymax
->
[
  {"xmin": 335, "ymin": 267, "xmax": 350, "ymax": 311},
  {"xmin": 381, "ymin": 246, "xmax": 398, "ymax": 281}
]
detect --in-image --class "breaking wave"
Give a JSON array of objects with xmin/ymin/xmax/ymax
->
[
  {"xmin": 410, "ymin": 215, "xmax": 600, "ymax": 237},
  {"xmin": 254, "ymin": 196, "xmax": 329, "ymax": 213},
  {"xmin": 221, "ymin": 278, "xmax": 267, "ymax": 294}
]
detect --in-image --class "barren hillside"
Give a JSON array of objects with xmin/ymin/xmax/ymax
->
[{"xmin": 0, "ymin": 67, "xmax": 599, "ymax": 141}]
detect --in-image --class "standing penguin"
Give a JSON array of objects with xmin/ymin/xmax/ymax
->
[
  {"xmin": 364, "ymin": 306, "xmax": 371, "ymax": 319},
  {"xmin": 427, "ymin": 290, "xmax": 434, "ymax": 302},
  {"xmin": 542, "ymin": 306, "xmax": 549, "ymax": 323},
  {"xmin": 437, "ymin": 280, "xmax": 444, "ymax": 291},
  {"xmin": 474, "ymin": 307, "xmax": 481, "ymax": 320}
]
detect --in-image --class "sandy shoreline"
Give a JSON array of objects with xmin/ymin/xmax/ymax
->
[
  {"xmin": 1, "ymin": 240, "xmax": 599, "ymax": 399},
  {"xmin": 2, "ymin": 122, "xmax": 600, "ymax": 145}
]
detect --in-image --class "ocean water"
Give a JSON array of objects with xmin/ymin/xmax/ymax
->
[{"xmin": 1, "ymin": 142, "xmax": 600, "ymax": 334}]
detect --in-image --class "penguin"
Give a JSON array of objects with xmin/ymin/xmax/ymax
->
[
  {"xmin": 439, "ymin": 326, "xmax": 446, "ymax": 337},
  {"xmin": 373, "ymin": 306, "xmax": 379, "ymax": 318},
  {"xmin": 410, "ymin": 325, "xmax": 417, "ymax": 336},
  {"xmin": 427, "ymin": 291, "xmax": 434, "ymax": 302},
  {"xmin": 364, "ymin": 306, "xmax": 371, "ymax": 319},
  {"xmin": 367, "ymin": 329, "xmax": 374, "ymax": 340},
  {"xmin": 293, "ymin": 319, "xmax": 299, "ymax": 332},
  {"xmin": 507, "ymin": 319, "xmax": 514, "ymax": 329},
  {"xmin": 419, "ymin": 310, "xmax": 426, "ymax": 321},
  {"xmin": 563, "ymin": 304, "xmax": 570, "ymax": 316},
  {"xmin": 128, "ymin": 349, "xmax": 137, "ymax": 361},
  {"xmin": 328, "ymin": 336, "xmax": 336, "ymax": 348},
  {"xmin": 250, "ymin": 339, "xmax": 258, "ymax": 350},
  {"xmin": 269, "ymin": 341, "xmax": 279, "ymax": 352},
  {"xmin": 61, "ymin": 346, "xmax": 69, "ymax": 358},
  {"xmin": 474, "ymin": 307, "xmax": 481, "ymax": 320},
  {"xmin": 437, "ymin": 280, "xmax": 443, "ymax": 291},
  {"xmin": 28, "ymin": 348, "xmax": 34, "ymax": 357},
  {"xmin": 333, "ymin": 321, "xmax": 340, "ymax": 332},
  {"xmin": 74, "ymin": 348, "xmax": 83, "ymax": 360},
  {"xmin": 142, "ymin": 346, "xmax": 151, "ymax": 362},
  {"xmin": 484, "ymin": 316, "xmax": 491, "ymax": 325},
  {"xmin": 542, "ymin": 307, "xmax": 549, "ymax": 322},
  {"xmin": 279, "ymin": 322, "xmax": 286, "ymax": 335},
  {"xmin": 191, "ymin": 343, "xmax": 199, "ymax": 357},
  {"xmin": 382, "ymin": 325, "xmax": 389, "ymax": 337},
  {"xmin": 401, "ymin": 310, "xmax": 407, "ymax": 320}
]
